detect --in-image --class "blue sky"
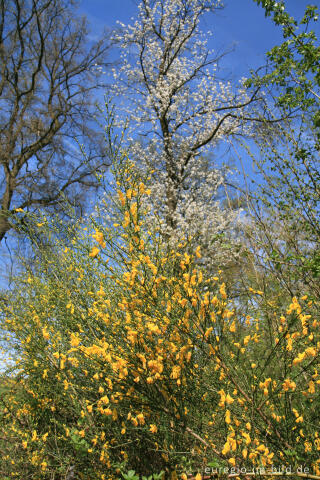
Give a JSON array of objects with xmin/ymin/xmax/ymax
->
[
  {"xmin": 79, "ymin": 0, "xmax": 319, "ymax": 81},
  {"xmin": 77, "ymin": 0, "xmax": 320, "ymax": 171},
  {"xmin": 75, "ymin": 0, "xmax": 319, "ymax": 181}
]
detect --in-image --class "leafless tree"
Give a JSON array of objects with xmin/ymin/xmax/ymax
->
[{"xmin": 0, "ymin": 0, "xmax": 111, "ymax": 242}]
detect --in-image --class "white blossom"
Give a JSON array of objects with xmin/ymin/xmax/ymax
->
[{"xmin": 111, "ymin": 0, "xmax": 261, "ymax": 266}]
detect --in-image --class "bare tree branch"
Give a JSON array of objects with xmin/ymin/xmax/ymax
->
[{"xmin": 0, "ymin": 0, "xmax": 112, "ymax": 242}]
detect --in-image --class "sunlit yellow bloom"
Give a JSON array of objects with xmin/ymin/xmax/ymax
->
[
  {"xmin": 308, "ymin": 380, "xmax": 315, "ymax": 394},
  {"xmin": 222, "ymin": 441, "xmax": 230, "ymax": 455},
  {"xmin": 89, "ymin": 246, "xmax": 100, "ymax": 258},
  {"xmin": 225, "ymin": 409, "xmax": 231, "ymax": 424},
  {"xmin": 150, "ymin": 424, "xmax": 158, "ymax": 433},
  {"xmin": 293, "ymin": 352, "xmax": 306, "ymax": 365},
  {"xmin": 225, "ymin": 394, "xmax": 234, "ymax": 405},
  {"xmin": 220, "ymin": 283, "xmax": 227, "ymax": 299},
  {"xmin": 92, "ymin": 230, "xmax": 106, "ymax": 248},
  {"xmin": 171, "ymin": 365, "xmax": 181, "ymax": 379},
  {"xmin": 118, "ymin": 190, "xmax": 126, "ymax": 206},
  {"xmin": 42, "ymin": 326, "xmax": 49, "ymax": 340},
  {"xmin": 100, "ymin": 395, "xmax": 109, "ymax": 405},
  {"xmin": 282, "ymin": 378, "xmax": 296, "ymax": 391},
  {"xmin": 70, "ymin": 333, "xmax": 80, "ymax": 347},
  {"xmin": 287, "ymin": 297, "xmax": 302, "ymax": 315},
  {"xmin": 229, "ymin": 321, "xmax": 236, "ymax": 333}
]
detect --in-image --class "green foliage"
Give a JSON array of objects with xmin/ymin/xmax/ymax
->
[
  {"xmin": 250, "ymin": 1, "xmax": 320, "ymax": 130},
  {"xmin": 121, "ymin": 470, "xmax": 164, "ymax": 480}
]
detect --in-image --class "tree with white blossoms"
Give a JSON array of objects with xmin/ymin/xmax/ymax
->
[{"xmin": 112, "ymin": 0, "xmax": 267, "ymax": 265}]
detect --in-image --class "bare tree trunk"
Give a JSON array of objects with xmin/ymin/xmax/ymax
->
[{"xmin": 0, "ymin": 215, "xmax": 11, "ymax": 242}]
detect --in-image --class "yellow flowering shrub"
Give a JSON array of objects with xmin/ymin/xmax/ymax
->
[{"xmin": 0, "ymin": 157, "xmax": 320, "ymax": 479}]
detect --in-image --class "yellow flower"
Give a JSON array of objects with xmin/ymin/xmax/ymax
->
[
  {"xmin": 242, "ymin": 432, "xmax": 251, "ymax": 445},
  {"xmin": 100, "ymin": 395, "xmax": 109, "ymax": 405},
  {"xmin": 70, "ymin": 333, "xmax": 80, "ymax": 347},
  {"xmin": 89, "ymin": 246, "xmax": 100, "ymax": 258},
  {"xmin": 305, "ymin": 346, "xmax": 316, "ymax": 357},
  {"xmin": 205, "ymin": 327, "xmax": 213, "ymax": 338},
  {"xmin": 287, "ymin": 297, "xmax": 302, "ymax": 315},
  {"xmin": 308, "ymin": 380, "xmax": 315, "ymax": 394},
  {"xmin": 149, "ymin": 424, "xmax": 158, "ymax": 433},
  {"xmin": 118, "ymin": 190, "xmax": 126, "ymax": 206},
  {"xmin": 137, "ymin": 413, "xmax": 145, "ymax": 425},
  {"xmin": 282, "ymin": 378, "xmax": 296, "ymax": 391},
  {"xmin": 304, "ymin": 441, "xmax": 312, "ymax": 453},
  {"xmin": 171, "ymin": 365, "xmax": 181, "ymax": 379},
  {"xmin": 42, "ymin": 326, "xmax": 49, "ymax": 340},
  {"xmin": 222, "ymin": 441, "xmax": 230, "ymax": 455},
  {"xmin": 126, "ymin": 188, "xmax": 133, "ymax": 199},
  {"xmin": 123, "ymin": 211, "xmax": 130, "ymax": 227},
  {"xmin": 229, "ymin": 321, "xmax": 236, "ymax": 333},
  {"xmin": 66, "ymin": 303, "xmax": 75, "ymax": 314},
  {"xmin": 92, "ymin": 230, "xmax": 106, "ymax": 248},
  {"xmin": 147, "ymin": 322, "xmax": 161, "ymax": 334},
  {"xmin": 220, "ymin": 282, "xmax": 227, "ymax": 299},
  {"xmin": 225, "ymin": 409, "xmax": 231, "ymax": 424},
  {"xmin": 293, "ymin": 352, "xmax": 306, "ymax": 365},
  {"xmin": 225, "ymin": 394, "xmax": 234, "ymax": 405}
]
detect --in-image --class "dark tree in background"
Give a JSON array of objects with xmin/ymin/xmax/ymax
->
[{"xmin": 0, "ymin": 0, "xmax": 111, "ymax": 242}]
